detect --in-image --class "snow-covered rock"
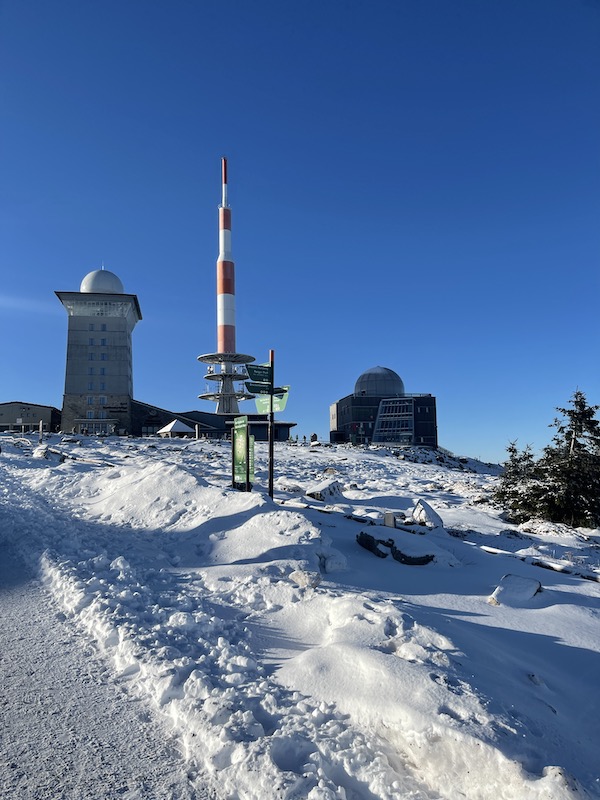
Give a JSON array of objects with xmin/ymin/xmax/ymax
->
[
  {"xmin": 412, "ymin": 498, "xmax": 444, "ymax": 528},
  {"xmin": 488, "ymin": 573, "xmax": 543, "ymax": 606}
]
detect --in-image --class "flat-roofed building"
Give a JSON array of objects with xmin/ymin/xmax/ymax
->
[
  {"xmin": 0, "ymin": 402, "xmax": 61, "ymax": 433},
  {"xmin": 56, "ymin": 269, "xmax": 142, "ymax": 434}
]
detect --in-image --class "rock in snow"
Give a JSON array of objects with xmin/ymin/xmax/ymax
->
[
  {"xmin": 411, "ymin": 498, "xmax": 445, "ymax": 528},
  {"xmin": 488, "ymin": 573, "xmax": 543, "ymax": 606}
]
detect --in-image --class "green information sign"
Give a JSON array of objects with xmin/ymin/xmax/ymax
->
[
  {"xmin": 245, "ymin": 381, "xmax": 273, "ymax": 395},
  {"xmin": 254, "ymin": 387, "xmax": 290, "ymax": 414},
  {"xmin": 248, "ymin": 435, "xmax": 255, "ymax": 482},
  {"xmin": 233, "ymin": 416, "xmax": 255, "ymax": 487},
  {"xmin": 246, "ymin": 364, "xmax": 272, "ymax": 383},
  {"xmin": 246, "ymin": 381, "xmax": 287, "ymax": 396}
]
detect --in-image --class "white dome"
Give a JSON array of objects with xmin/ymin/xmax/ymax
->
[{"xmin": 80, "ymin": 269, "xmax": 124, "ymax": 294}]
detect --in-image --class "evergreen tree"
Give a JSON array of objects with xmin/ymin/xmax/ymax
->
[
  {"xmin": 553, "ymin": 390, "xmax": 600, "ymax": 457},
  {"xmin": 497, "ymin": 391, "xmax": 600, "ymax": 528},
  {"xmin": 494, "ymin": 441, "xmax": 537, "ymax": 521},
  {"xmin": 534, "ymin": 391, "xmax": 600, "ymax": 527}
]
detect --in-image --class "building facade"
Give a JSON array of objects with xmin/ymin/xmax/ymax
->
[
  {"xmin": 0, "ymin": 402, "xmax": 61, "ymax": 433},
  {"xmin": 56, "ymin": 269, "xmax": 142, "ymax": 434},
  {"xmin": 330, "ymin": 366, "xmax": 437, "ymax": 447}
]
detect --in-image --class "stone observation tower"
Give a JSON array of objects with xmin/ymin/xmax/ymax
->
[
  {"xmin": 56, "ymin": 268, "xmax": 142, "ymax": 434},
  {"xmin": 198, "ymin": 157, "xmax": 255, "ymax": 414}
]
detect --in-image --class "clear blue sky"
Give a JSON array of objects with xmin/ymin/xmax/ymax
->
[{"xmin": 1, "ymin": 0, "xmax": 598, "ymax": 462}]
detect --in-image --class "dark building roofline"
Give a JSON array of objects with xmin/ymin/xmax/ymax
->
[
  {"xmin": 0, "ymin": 401, "xmax": 61, "ymax": 412},
  {"xmin": 132, "ymin": 400, "xmax": 222, "ymax": 432}
]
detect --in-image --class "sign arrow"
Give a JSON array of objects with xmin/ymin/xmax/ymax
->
[{"xmin": 246, "ymin": 364, "xmax": 272, "ymax": 383}]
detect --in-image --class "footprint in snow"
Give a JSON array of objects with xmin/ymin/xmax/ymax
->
[{"xmin": 430, "ymin": 672, "xmax": 468, "ymax": 696}]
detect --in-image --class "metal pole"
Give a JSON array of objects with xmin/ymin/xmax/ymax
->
[{"xmin": 268, "ymin": 349, "xmax": 274, "ymax": 498}]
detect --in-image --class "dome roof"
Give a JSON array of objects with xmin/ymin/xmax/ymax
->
[
  {"xmin": 80, "ymin": 269, "xmax": 124, "ymax": 294},
  {"xmin": 354, "ymin": 366, "xmax": 405, "ymax": 397}
]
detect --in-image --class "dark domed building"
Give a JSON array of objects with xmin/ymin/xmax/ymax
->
[
  {"xmin": 354, "ymin": 366, "xmax": 405, "ymax": 398},
  {"xmin": 330, "ymin": 366, "xmax": 437, "ymax": 447}
]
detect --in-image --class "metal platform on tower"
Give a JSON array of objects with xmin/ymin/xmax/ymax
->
[{"xmin": 197, "ymin": 351, "xmax": 256, "ymax": 415}]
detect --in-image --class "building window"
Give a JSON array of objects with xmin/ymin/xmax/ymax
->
[
  {"xmin": 101, "ymin": 323, "xmax": 107, "ymax": 331},
  {"xmin": 87, "ymin": 411, "xmax": 94, "ymax": 419},
  {"xmin": 88, "ymin": 367, "xmax": 95, "ymax": 375},
  {"xmin": 99, "ymin": 382, "xmax": 105, "ymax": 391},
  {"xmin": 89, "ymin": 338, "xmax": 95, "ymax": 346},
  {"xmin": 88, "ymin": 382, "xmax": 94, "ymax": 391},
  {"xmin": 99, "ymin": 396, "xmax": 106, "ymax": 405},
  {"xmin": 372, "ymin": 397, "xmax": 415, "ymax": 444},
  {"xmin": 88, "ymin": 353, "xmax": 94, "ymax": 361},
  {"xmin": 89, "ymin": 324, "xmax": 94, "ymax": 331},
  {"xmin": 100, "ymin": 353, "xmax": 107, "ymax": 361},
  {"xmin": 99, "ymin": 368, "xmax": 106, "ymax": 376},
  {"xmin": 100, "ymin": 338, "xmax": 107, "ymax": 346}
]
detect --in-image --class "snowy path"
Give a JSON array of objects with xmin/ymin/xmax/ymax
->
[{"xmin": 0, "ymin": 543, "xmax": 210, "ymax": 800}]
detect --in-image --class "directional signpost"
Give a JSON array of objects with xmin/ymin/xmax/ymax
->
[
  {"xmin": 244, "ymin": 350, "xmax": 289, "ymax": 498},
  {"xmin": 245, "ymin": 381, "xmax": 272, "ymax": 395},
  {"xmin": 246, "ymin": 382, "xmax": 287, "ymax": 396},
  {"xmin": 254, "ymin": 387, "xmax": 289, "ymax": 414},
  {"xmin": 246, "ymin": 364, "xmax": 272, "ymax": 383}
]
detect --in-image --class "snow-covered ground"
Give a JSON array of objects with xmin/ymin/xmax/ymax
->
[
  {"xmin": 1, "ymin": 434, "xmax": 599, "ymax": 800},
  {"xmin": 0, "ymin": 544, "xmax": 204, "ymax": 799}
]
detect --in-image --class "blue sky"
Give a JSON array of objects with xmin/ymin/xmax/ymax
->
[{"xmin": 1, "ymin": 0, "xmax": 598, "ymax": 462}]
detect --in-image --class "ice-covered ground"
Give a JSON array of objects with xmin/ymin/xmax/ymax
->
[{"xmin": 1, "ymin": 434, "xmax": 599, "ymax": 799}]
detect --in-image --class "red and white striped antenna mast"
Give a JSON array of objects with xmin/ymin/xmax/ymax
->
[
  {"xmin": 198, "ymin": 157, "xmax": 255, "ymax": 415},
  {"xmin": 221, "ymin": 156, "xmax": 228, "ymax": 207}
]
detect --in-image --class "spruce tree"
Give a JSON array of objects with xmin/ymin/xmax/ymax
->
[
  {"xmin": 534, "ymin": 391, "xmax": 600, "ymax": 527},
  {"xmin": 497, "ymin": 391, "xmax": 600, "ymax": 527},
  {"xmin": 495, "ymin": 441, "xmax": 536, "ymax": 521}
]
